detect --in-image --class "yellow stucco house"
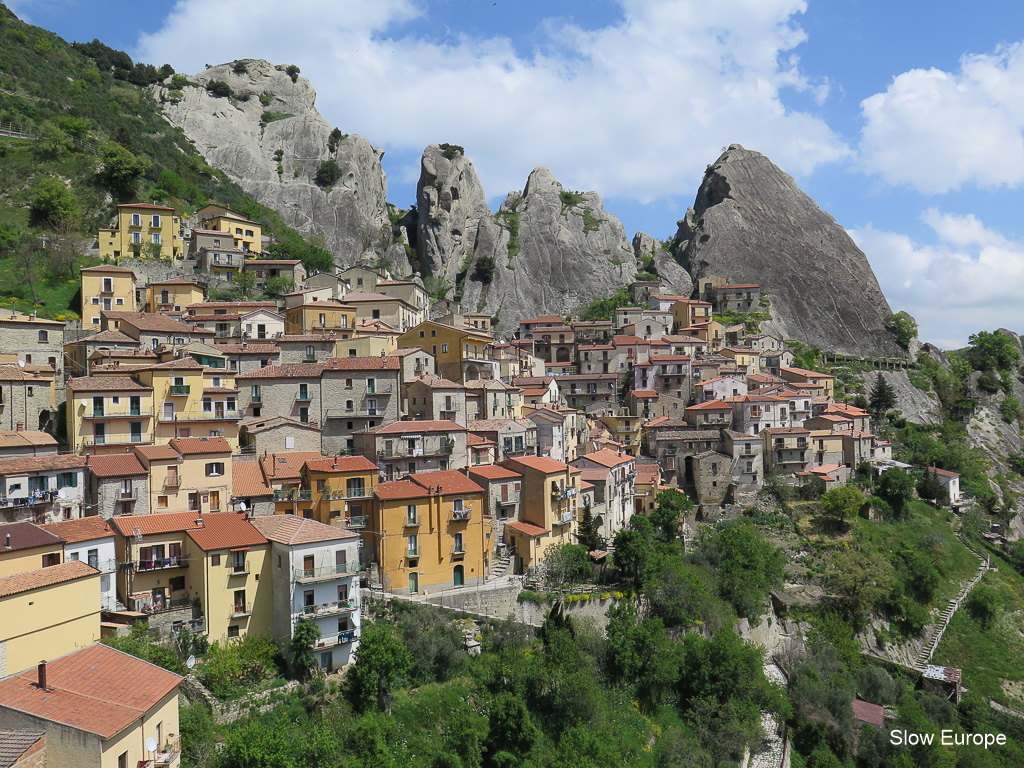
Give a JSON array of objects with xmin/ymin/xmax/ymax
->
[
  {"xmin": 147, "ymin": 278, "xmax": 205, "ymax": 313},
  {"xmin": 0, "ymin": 643, "xmax": 182, "ymax": 768},
  {"xmin": 283, "ymin": 301, "xmax": 355, "ymax": 336},
  {"xmin": 398, "ymin": 320, "xmax": 496, "ymax": 383},
  {"xmin": 284, "ymin": 455, "xmax": 380, "ymax": 526},
  {"xmin": 135, "ymin": 357, "xmax": 240, "ymax": 448},
  {"xmin": 66, "ymin": 375, "xmax": 155, "ymax": 454},
  {"xmin": 135, "ymin": 437, "xmax": 233, "ymax": 516},
  {"xmin": 371, "ymin": 470, "xmax": 489, "ymax": 593},
  {"xmin": 0, "ymin": 521, "xmax": 65, "ymax": 577},
  {"xmin": 79, "ymin": 265, "xmax": 137, "ymax": 328},
  {"xmin": 97, "ymin": 203, "xmax": 183, "ymax": 261},
  {"xmin": 110, "ymin": 510, "xmax": 272, "ymax": 642},
  {"xmin": 196, "ymin": 205, "xmax": 263, "ymax": 253},
  {"xmin": 500, "ymin": 456, "xmax": 581, "ymax": 573}
]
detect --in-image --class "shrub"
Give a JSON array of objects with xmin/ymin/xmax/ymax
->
[
  {"xmin": 232, "ymin": 60, "xmax": 248, "ymax": 74},
  {"xmin": 285, "ymin": 64, "xmax": 300, "ymax": 82},
  {"xmin": 314, "ymin": 159, "xmax": 342, "ymax": 187},
  {"xmin": 438, "ymin": 142, "xmax": 464, "ymax": 160},
  {"xmin": 259, "ymin": 92, "xmax": 274, "ymax": 106},
  {"xmin": 30, "ymin": 178, "xmax": 79, "ymax": 227},
  {"xmin": 472, "ymin": 254, "xmax": 495, "ymax": 283},
  {"xmin": 205, "ymin": 80, "xmax": 232, "ymax": 98},
  {"xmin": 1001, "ymin": 396, "xmax": 1021, "ymax": 423},
  {"xmin": 260, "ymin": 111, "xmax": 294, "ymax": 125}
]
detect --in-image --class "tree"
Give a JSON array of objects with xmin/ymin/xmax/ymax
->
[
  {"xmin": 289, "ymin": 618, "xmax": 321, "ymax": 679},
  {"xmin": 877, "ymin": 469, "xmax": 915, "ymax": 519},
  {"xmin": 10, "ymin": 234, "xmax": 42, "ymax": 304},
  {"xmin": 542, "ymin": 543, "xmax": 591, "ymax": 589},
  {"xmin": 472, "ymin": 254, "xmax": 495, "ymax": 283},
  {"xmin": 263, "ymin": 276, "xmax": 294, "ymax": 297},
  {"xmin": 314, "ymin": 159, "xmax": 342, "ymax": 187},
  {"xmin": 346, "ymin": 624, "xmax": 412, "ymax": 712},
  {"xmin": 205, "ymin": 79, "xmax": 232, "ymax": 97},
  {"xmin": 703, "ymin": 522, "xmax": 785, "ymax": 621},
  {"xmin": 825, "ymin": 550, "xmax": 896, "ymax": 623},
  {"xmin": 232, "ymin": 270, "xmax": 257, "ymax": 297},
  {"xmin": 820, "ymin": 486, "xmax": 864, "ymax": 529},
  {"xmin": 328, "ymin": 127, "xmax": 344, "ymax": 153},
  {"xmin": 286, "ymin": 64, "xmax": 301, "ymax": 82},
  {"xmin": 97, "ymin": 141, "xmax": 150, "ymax": 199},
  {"xmin": 967, "ymin": 330, "xmax": 1020, "ymax": 372},
  {"xmin": 868, "ymin": 373, "xmax": 897, "ymax": 416},
  {"xmin": 45, "ymin": 220, "xmax": 87, "ymax": 279},
  {"xmin": 612, "ymin": 515, "xmax": 655, "ymax": 587},
  {"xmin": 1001, "ymin": 395, "xmax": 1021, "ymax": 423},
  {"xmin": 30, "ymin": 178, "xmax": 80, "ymax": 228},
  {"xmin": 966, "ymin": 585, "xmax": 998, "ymax": 630},
  {"xmin": 486, "ymin": 692, "xmax": 539, "ymax": 761},
  {"xmin": 916, "ymin": 469, "xmax": 947, "ymax": 506},
  {"xmin": 650, "ymin": 488, "xmax": 692, "ymax": 541},
  {"xmin": 890, "ymin": 311, "xmax": 918, "ymax": 349},
  {"xmin": 575, "ymin": 497, "xmax": 602, "ymax": 552}
]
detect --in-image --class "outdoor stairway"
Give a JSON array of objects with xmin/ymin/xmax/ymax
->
[
  {"xmin": 488, "ymin": 553, "xmax": 513, "ymax": 581},
  {"xmin": 913, "ymin": 534, "xmax": 991, "ymax": 671}
]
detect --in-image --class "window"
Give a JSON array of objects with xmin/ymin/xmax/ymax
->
[
  {"xmin": 407, "ymin": 534, "xmax": 418, "ymax": 556},
  {"xmin": 118, "ymin": 751, "xmax": 128, "ymax": 768},
  {"xmin": 454, "ymin": 532, "xmax": 464, "ymax": 553},
  {"xmin": 132, "ymin": 231, "xmax": 142, "ymax": 244},
  {"xmin": 152, "ymin": 233, "xmax": 161, "ymax": 245},
  {"xmin": 188, "ymin": 492, "xmax": 199, "ymax": 511},
  {"xmin": 407, "ymin": 504, "xmax": 417, "ymax": 524},
  {"xmin": 232, "ymin": 551, "xmax": 246, "ymax": 572},
  {"xmin": 441, "ymin": 343, "xmax": 448, "ymax": 353},
  {"xmin": 227, "ymin": 625, "xmax": 240, "ymax": 638},
  {"xmin": 87, "ymin": 549, "xmax": 99, "ymax": 569},
  {"xmin": 212, "ymin": 554, "xmax": 221, "ymax": 567},
  {"xmin": 158, "ymin": 495, "xmax": 168, "ymax": 508},
  {"xmin": 206, "ymin": 462, "xmax": 225, "ymax": 477},
  {"xmin": 37, "ymin": 330, "xmax": 47, "ymax": 342}
]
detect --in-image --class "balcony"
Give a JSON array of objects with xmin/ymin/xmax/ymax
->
[
  {"xmin": 251, "ymin": 393, "xmax": 263, "ymax": 404},
  {"xmin": 320, "ymin": 487, "xmax": 371, "ymax": 500},
  {"xmin": 296, "ymin": 391, "xmax": 312, "ymax": 402},
  {"xmin": 497, "ymin": 491, "xmax": 521, "ymax": 505},
  {"xmin": 229, "ymin": 561, "xmax": 250, "ymax": 576},
  {"xmin": 230, "ymin": 602, "xmax": 252, "ymax": 618},
  {"xmin": 310, "ymin": 629, "xmax": 357, "ymax": 648},
  {"xmin": 451, "ymin": 545, "xmax": 466, "ymax": 557},
  {"xmin": 377, "ymin": 443, "xmax": 454, "ymax": 460},
  {"xmin": 274, "ymin": 489, "xmax": 313, "ymax": 502},
  {"xmin": 450, "ymin": 507, "xmax": 471, "ymax": 521},
  {"xmin": 84, "ymin": 407, "xmax": 147, "ymax": 419},
  {"xmin": 345, "ymin": 515, "xmax": 368, "ymax": 529},
  {"xmin": 159, "ymin": 409, "xmax": 239, "ymax": 422},
  {"xmin": 163, "ymin": 476, "xmax": 181, "ymax": 488},
  {"xmin": 297, "ymin": 598, "xmax": 357, "ymax": 618},
  {"xmin": 364, "ymin": 383, "xmax": 394, "ymax": 395},
  {"xmin": 150, "ymin": 736, "xmax": 181, "ymax": 767},
  {"xmin": 136, "ymin": 556, "xmax": 188, "ymax": 572},
  {"xmin": 82, "ymin": 434, "xmax": 149, "ymax": 447},
  {"xmin": 406, "ymin": 548, "xmax": 421, "ymax": 558},
  {"xmin": 169, "ymin": 385, "xmax": 190, "ymax": 396},
  {"xmin": 551, "ymin": 487, "xmax": 577, "ymax": 501},
  {"xmin": 404, "ymin": 515, "xmax": 420, "ymax": 527},
  {"xmin": 294, "ymin": 563, "xmax": 357, "ymax": 582},
  {"xmin": 554, "ymin": 511, "xmax": 574, "ymax": 526}
]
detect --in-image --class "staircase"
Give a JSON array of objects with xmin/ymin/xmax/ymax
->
[
  {"xmin": 913, "ymin": 534, "xmax": 991, "ymax": 671},
  {"xmin": 489, "ymin": 552, "xmax": 513, "ymax": 581}
]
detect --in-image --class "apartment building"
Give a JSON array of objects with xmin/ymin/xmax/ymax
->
[
  {"xmin": 356, "ymin": 420, "xmax": 469, "ymax": 480},
  {"xmin": 41, "ymin": 517, "xmax": 117, "ymax": 610},
  {"xmin": 84, "ymin": 452, "xmax": 150, "ymax": 518},
  {"xmin": 66, "ymin": 376, "xmax": 154, "ymax": 455},
  {"xmin": 79, "ymin": 265, "xmax": 136, "ymax": 327},
  {"xmin": 320, "ymin": 357, "xmax": 403, "ymax": 454},
  {"xmin": 0, "ymin": 455, "xmax": 86, "ymax": 525}
]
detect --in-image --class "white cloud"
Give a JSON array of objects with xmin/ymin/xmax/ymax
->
[
  {"xmin": 850, "ymin": 211, "xmax": 1024, "ymax": 348},
  {"xmin": 136, "ymin": 0, "xmax": 849, "ymax": 205},
  {"xmin": 860, "ymin": 42, "xmax": 1024, "ymax": 194}
]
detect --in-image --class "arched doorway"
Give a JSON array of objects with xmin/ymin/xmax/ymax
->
[
  {"xmin": 408, "ymin": 572, "xmax": 419, "ymax": 593},
  {"xmin": 453, "ymin": 564, "xmax": 465, "ymax": 587}
]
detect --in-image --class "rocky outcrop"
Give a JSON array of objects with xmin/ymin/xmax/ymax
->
[
  {"xmin": 449, "ymin": 165, "xmax": 638, "ymax": 325},
  {"xmin": 673, "ymin": 145, "xmax": 900, "ymax": 357},
  {"xmin": 858, "ymin": 370, "xmax": 942, "ymax": 425},
  {"xmin": 633, "ymin": 232, "xmax": 693, "ymax": 297},
  {"xmin": 156, "ymin": 60, "xmax": 392, "ymax": 266}
]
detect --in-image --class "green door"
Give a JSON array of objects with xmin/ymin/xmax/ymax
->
[
  {"xmin": 408, "ymin": 572, "xmax": 418, "ymax": 594},
  {"xmin": 453, "ymin": 565, "xmax": 464, "ymax": 587}
]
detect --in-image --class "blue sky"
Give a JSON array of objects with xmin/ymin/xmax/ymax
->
[{"xmin": 11, "ymin": 0, "xmax": 1024, "ymax": 348}]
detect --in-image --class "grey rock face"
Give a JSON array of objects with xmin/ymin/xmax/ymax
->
[
  {"xmin": 633, "ymin": 232, "xmax": 693, "ymax": 298},
  {"xmin": 156, "ymin": 60, "xmax": 391, "ymax": 265},
  {"xmin": 673, "ymin": 144, "xmax": 900, "ymax": 357},
  {"xmin": 451, "ymin": 166, "xmax": 638, "ymax": 324},
  {"xmin": 416, "ymin": 144, "xmax": 504, "ymax": 288}
]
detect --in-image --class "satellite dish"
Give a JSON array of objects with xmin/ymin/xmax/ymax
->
[
  {"xmin": 186, "ymin": 655, "xmax": 197, "ymax": 670},
  {"xmin": 238, "ymin": 501, "xmax": 247, "ymax": 511},
  {"xmin": 57, "ymin": 488, "xmax": 67, "ymax": 500},
  {"xmin": 17, "ymin": 359, "xmax": 25, "ymax": 368},
  {"xmin": 145, "ymin": 737, "xmax": 157, "ymax": 753}
]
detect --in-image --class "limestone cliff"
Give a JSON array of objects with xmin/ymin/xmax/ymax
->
[
  {"xmin": 672, "ymin": 144, "xmax": 900, "ymax": 357},
  {"xmin": 632, "ymin": 232, "xmax": 693, "ymax": 297},
  {"xmin": 419, "ymin": 157, "xmax": 638, "ymax": 326},
  {"xmin": 156, "ymin": 60, "xmax": 392, "ymax": 265}
]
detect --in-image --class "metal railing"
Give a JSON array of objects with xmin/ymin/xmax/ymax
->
[
  {"xmin": 377, "ymin": 444, "xmax": 454, "ymax": 459},
  {"xmin": 294, "ymin": 563, "xmax": 357, "ymax": 581},
  {"xmin": 310, "ymin": 629, "xmax": 356, "ymax": 648},
  {"xmin": 230, "ymin": 602, "xmax": 252, "ymax": 618},
  {"xmin": 551, "ymin": 487, "xmax": 577, "ymax": 500},
  {"xmin": 228, "ymin": 560, "xmax": 250, "ymax": 576},
  {"xmin": 345, "ymin": 515, "xmax": 368, "ymax": 529},
  {"xmin": 450, "ymin": 507, "xmax": 471, "ymax": 521},
  {"xmin": 297, "ymin": 598, "xmax": 358, "ymax": 618},
  {"xmin": 274, "ymin": 489, "xmax": 313, "ymax": 502},
  {"xmin": 159, "ymin": 410, "xmax": 239, "ymax": 422},
  {"xmin": 365, "ymin": 383, "xmax": 394, "ymax": 394},
  {"xmin": 84, "ymin": 407, "xmax": 147, "ymax": 419},
  {"xmin": 82, "ymin": 434, "xmax": 148, "ymax": 446},
  {"xmin": 405, "ymin": 516, "xmax": 420, "ymax": 527},
  {"xmin": 250, "ymin": 393, "xmax": 263, "ymax": 404},
  {"xmin": 320, "ymin": 487, "xmax": 370, "ymax": 500},
  {"xmin": 163, "ymin": 476, "xmax": 181, "ymax": 488},
  {"xmin": 169, "ymin": 385, "xmax": 190, "ymax": 395},
  {"xmin": 555, "ymin": 511, "xmax": 574, "ymax": 525},
  {"xmin": 406, "ymin": 547, "xmax": 421, "ymax": 557},
  {"xmin": 136, "ymin": 556, "xmax": 188, "ymax": 572},
  {"xmin": 151, "ymin": 735, "xmax": 181, "ymax": 767},
  {"xmin": 452, "ymin": 545, "xmax": 467, "ymax": 556}
]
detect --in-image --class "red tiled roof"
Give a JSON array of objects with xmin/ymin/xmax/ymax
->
[
  {"xmin": 169, "ymin": 437, "xmax": 232, "ymax": 455},
  {"xmin": 851, "ymin": 699, "xmax": 885, "ymax": 728},
  {"xmin": 503, "ymin": 455, "xmax": 572, "ymax": 474},
  {"xmin": 408, "ymin": 470, "xmax": 484, "ymax": 496},
  {"xmin": 0, "ymin": 522, "xmax": 64, "ymax": 553},
  {"xmin": 0, "ymin": 560, "xmax": 97, "ymax": 597},
  {"xmin": 186, "ymin": 512, "xmax": 267, "ymax": 551},
  {"xmin": 781, "ymin": 366, "xmax": 834, "ymax": 379},
  {"xmin": 41, "ymin": 517, "xmax": 113, "ymax": 544},
  {"xmin": 578, "ymin": 449, "xmax": 633, "ymax": 468},
  {"xmin": 232, "ymin": 461, "xmax": 271, "ymax": 498},
  {"xmin": 504, "ymin": 520, "xmax": 549, "ymax": 537},
  {"xmin": 687, "ymin": 400, "xmax": 732, "ymax": 410},
  {"xmin": 322, "ymin": 357, "xmax": 401, "ymax": 371},
  {"xmin": 80, "ymin": 265, "xmax": 135, "ymax": 273},
  {"xmin": 0, "ymin": 454, "xmax": 87, "ymax": 475},
  {"xmin": 117, "ymin": 203, "xmax": 174, "ymax": 211},
  {"xmin": 250, "ymin": 514, "xmax": 357, "ymax": 544},
  {"xmin": 86, "ymin": 453, "xmax": 148, "ymax": 479},
  {"xmin": 304, "ymin": 456, "xmax": 378, "ymax": 473},
  {"xmin": 375, "ymin": 420, "xmax": 466, "ymax": 434},
  {"xmin": 632, "ymin": 390, "xmax": 658, "ymax": 398},
  {"xmin": 134, "ymin": 444, "xmax": 180, "ymax": 462},
  {"xmin": 0, "ymin": 643, "xmax": 181, "ymax": 739},
  {"xmin": 466, "ymin": 465, "xmax": 522, "ymax": 480},
  {"xmin": 67, "ymin": 376, "xmax": 150, "ymax": 392},
  {"xmin": 375, "ymin": 480, "xmax": 428, "ymax": 501},
  {"xmin": 109, "ymin": 511, "xmax": 206, "ymax": 537},
  {"xmin": 765, "ymin": 427, "xmax": 810, "ymax": 434},
  {"xmin": 928, "ymin": 467, "xmax": 960, "ymax": 478},
  {"xmin": 259, "ymin": 451, "xmax": 323, "ymax": 481}
]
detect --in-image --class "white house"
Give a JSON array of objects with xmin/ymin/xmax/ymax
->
[
  {"xmin": 241, "ymin": 309, "xmax": 286, "ymax": 342},
  {"xmin": 698, "ymin": 375, "xmax": 748, "ymax": 403},
  {"xmin": 571, "ymin": 449, "xmax": 637, "ymax": 539},
  {"xmin": 0, "ymin": 455, "xmax": 87, "ymax": 525},
  {"xmin": 41, "ymin": 517, "xmax": 119, "ymax": 610},
  {"xmin": 928, "ymin": 467, "xmax": 961, "ymax": 506},
  {"xmin": 251, "ymin": 515, "xmax": 362, "ymax": 671}
]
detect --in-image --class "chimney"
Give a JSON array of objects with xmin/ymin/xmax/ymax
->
[
  {"xmin": 15, "ymin": 422, "xmax": 23, "ymax": 432},
  {"xmin": 5, "ymin": 533, "xmax": 10, "ymax": 549},
  {"xmin": 37, "ymin": 661, "xmax": 47, "ymax": 691}
]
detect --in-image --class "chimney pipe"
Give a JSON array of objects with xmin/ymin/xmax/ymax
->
[
  {"xmin": 37, "ymin": 661, "xmax": 47, "ymax": 691},
  {"xmin": 5, "ymin": 533, "xmax": 10, "ymax": 549}
]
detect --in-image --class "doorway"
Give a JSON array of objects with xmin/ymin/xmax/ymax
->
[
  {"xmin": 408, "ymin": 572, "xmax": 419, "ymax": 593},
  {"xmin": 453, "ymin": 564, "xmax": 464, "ymax": 587}
]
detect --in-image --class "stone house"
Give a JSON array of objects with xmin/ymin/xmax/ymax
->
[
  {"xmin": 405, "ymin": 375, "xmax": 468, "ymax": 425},
  {"xmin": 245, "ymin": 258, "xmax": 307, "ymax": 292},
  {"xmin": 239, "ymin": 416, "xmax": 323, "ymax": 456},
  {"xmin": 684, "ymin": 400, "xmax": 733, "ymax": 429},
  {"xmin": 237, "ymin": 363, "xmax": 325, "ymax": 426},
  {"xmin": 571, "ymin": 449, "xmax": 636, "ymax": 540},
  {"xmin": 276, "ymin": 334, "xmax": 337, "ymax": 364},
  {"xmin": 465, "ymin": 379, "xmax": 523, "ymax": 421},
  {"xmin": 556, "ymin": 373, "xmax": 619, "ymax": 410},
  {"xmin": 388, "ymin": 346, "xmax": 436, "ymax": 383},
  {"xmin": 698, "ymin": 375, "xmax": 748, "ymax": 403},
  {"xmin": 0, "ymin": 454, "xmax": 87, "ymax": 525},
  {"xmin": 763, "ymin": 427, "xmax": 811, "ymax": 476},
  {"xmin": 0, "ymin": 366, "xmax": 54, "ymax": 434},
  {"xmin": 0, "ymin": 430, "xmax": 57, "ymax": 459},
  {"xmin": 0, "ymin": 311, "xmax": 65, "ymax": 381},
  {"xmin": 713, "ymin": 283, "xmax": 761, "ymax": 312},
  {"xmin": 320, "ymin": 357, "xmax": 403, "ymax": 454},
  {"xmin": 232, "ymin": 459, "xmax": 274, "ymax": 517},
  {"xmin": 465, "ymin": 464, "xmax": 523, "ymax": 551},
  {"xmin": 692, "ymin": 450, "xmax": 734, "ymax": 506},
  {"xmin": 469, "ymin": 419, "xmax": 539, "ymax": 462},
  {"xmin": 102, "ymin": 311, "xmax": 215, "ymax": 351},
  {"xmin": 84, "ymin": 452, "xmax": 150, "ymax": 519},
  {"xmin": 355, "ymin": 420, "xmax": 469, "ymax": 480},
  {"xmin": 720, "ymin": 430, "xmax": 763, "ymax": 493},
  {"xmin": 726, "ymin": 395, "xmax": 792, "ymax": 435},
  {"xmin": 211, "ymin": 342, "xmax": 281, "ymax": 376}
]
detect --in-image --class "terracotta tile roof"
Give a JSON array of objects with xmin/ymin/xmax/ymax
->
[
  {"xmin": 0, "ymin": 430, "xmax": 57, "ymax": 450},
  {"xmin": 825, "ymin": 403, "xmax": 870, "ymax": 417},
  {"xmin": 212, "ymin": 343, "xmax": 280, "ymax": 354},
  {"xmin": 322, "ymin": 357, "xmax": 401, "ymax": 371},
  {"xmin": 503, "ymin": 455, "xmax": 572, "ymax": 474},
  {"xmin": 150, "ymin": 278, "xmax": 202, "ymax": 287},
  {"xmin": 409, "ymin": 375, "xmax": 464, "ymax": 390},
  {"xmin": 577, "ymin": 449, "xmax": 634, "ymax": 468},
  {"xmin": 250, "ymin": 514, "xmax": 358, "ymax": 544},
  {"xmin": 41, "ymin": 517, "xmax": 113, "ymax": 544},
  {"xmin": 0, "ymin": 643, "xmax": 181, "ymax": 739},
  {"xmin": 645, "ymin": 417, "xmax": 689, "ymax": 428},
  {"xmin": 0, "ymin": 560, "xmax": 97, "ymax": 597},
  {"xmin": 466, "ymin": 465, "xmax": 522, "ymax": 480},
  {"xmin": 579, "ymin": 467, "xmax": 610, "ymax": 482},
  {"xmin": 466, "ymin": 434, "xmax": 494, "ymax": 447},
  {"xmin": 781, "ymin": 366, "xmax": 834, "ymax": 379},
  {"xmin": 408, "ymin": 470, "xmax": 484, "ymax": 496},
  {"xmin": 928, "ymin": 467, "xmax": 960, "ymax": 478},
  {"xmin": 521, "ymin": 388, "xmax": 548, "ymax": 397},
  {"xmin": 375, "ymin": 480, "xmax": 428, "ymax": 501},
  {"xmin": 188, "ymin": 301, "xmax": 277, "ymax": 310},
  {"xmin": 103, "ymin": 312, "xmax": 214, "ymax": 334},
  {"xmin": 766, "ymin": 427, "xmax": 810, "ymax": 434},
  {"xmin": 142, "ymin": 357, "xmax": 205, "ymax": 371},
  {"xmin": 133, "ymin": 444, "xmax": 180, "ymax": 462},
  {"xmin": 169, "ymin": 437, "xmax": 232, "ymax": 455},
  {"xmin": 186, "ymin": 512, "xmax": 267, "ymax": 551},
  {"xmin": 687, "ymin": 400, "xmax": 733, "ymax": 410},
  {"xmin": 631, "ymin": 390, "xmax": 659, "ymax": 398},
  {"xmin": 236, "ymin": 363, "xmax": 324, "ymax": 379},
  {"xmin": 86, "ymin": 453, "xmax": 147, "ymax": 478},
  {"xmin": 0, "ymin": 522, "xmax": 62, "ymax": 555},
  {"xmin": 109, "ymin": 511, "xmax": 205, "ymax": 537},
  {"xmin": 0, "ymin": 454, "xmax": 86, "ymax": 475},
  {"xmin": 521, "ymin": 314, "xmax": 562, "ymax": 324},
  {"xmin": 259, "ymin": 451, "xmax": 323, "ymax": 481},
  {"xmin": 244, "ymin": 259, "xmax": 301, "ymax": 266},
  {"xmin": 374, "ymin": 420, "xmax": 466, "ymax": 434},
  {"xmin": 304, "ymin": 456, "xmax": 379, "ymax": 473},
  {"xmin": 80, "ymin": 264, "xmax": 135, "ymax": 273},
  {"xmin": 67, "ymin": 376, "xmax": 150, "ymax": 392},
  {"xmin": 232, "ymin": 461, "xmax": 272, "ymax": 498},
  {"xmin": 277, "ymin": 334, "xmax": 336, "ymax": 343},
  {"xmin": 851, "ymin": 699, "xmax": 885, "ymax": 728},
  {"xmin": 68, "ymin": 329, "xmax": 139, "ymax": 345},
  {"xmin": 0, "ymin": 729, "xmax": 45, "ymax": 766},
  {"xmin": 504, "ymin": 520, "xmax": 549, "ymax": 537},
  {"xmin": 613, "ymin": 335, "xmax": 648, "ymax": 345}
]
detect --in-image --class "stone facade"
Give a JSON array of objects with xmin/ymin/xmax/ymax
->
[
  {"xmin": 91, "ymin": 473, "xmax": 151, "ymax": 519},
  {"xmin": 320, "ymin": 360, "xmax": 402, "ymax": 454}
]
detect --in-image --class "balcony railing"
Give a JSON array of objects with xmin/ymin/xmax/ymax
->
[
  {"xmin": 230, "ymin": 602, "xmax": 252, "ymax": 618},
  {"xmin": 310, "ymin": 629, "xmax": 357, "ymax": 648},
  {"xmin": 406, "ymin": 547, "xmax": 420, "ymax": 558},
  {"xmin": 82, "ymin": 434, "xmax": 149, "ymax": 447},
  {"xmin": 551, "ymin": 487, "xmax": 577, "ymax": 501},
  {"xmin": 163, "ymin": 476, "xmax": 181, "ymax": 488},
  {"xmin": 405, "ymin": 516, "xmax": 420, "ymax": 527},
  {"xmin": 497, "ymin": 491, "xmax": 521, "ymax": 505},
  {"xmin": 452, "ymin": 545, "xmax": 466, "ymax": 557},
  {"xmin": 345, "ymin": 515, "xmax": 368, "ymax": 529},
  {"xmin": 169, "ymin": 385, "xmax": 191, "ymax": 395},
  {"xmin": 84, "ymin": 407, "xmax": 147, "ymax": 419},
  {"xmin": 274, "ymin": 489, "xmax": 313, "ymax": 502},
  {"xmin": 136, "ymin": 556, "xmax": 188, "ymax": 572},
  {"xmin": 158, "ymin": 409, "xmax": 239, "ymax": 422},
  {"xmin": 377, "ymin": 443, "xmax": 454, "ymax": 459},
  {"xmin": 320, "ymin": 487, "xmax": 371, "ymax": 500},
  {"xmin": 364, "ymin": 383, "xmax": 394, "ymax": 394},
  {"xmin": 150, "ymin": 735, "xmax": 181, "ymax": 767},
  {"xmin": 297, "ymin": 598, "xmax": 357, "ymax": 618},
  {"xmin": 294, "ymin": 563, "xmax": 357, "ymax": 582},
  {"xmin": 554, "ymin": 511, "xmax": 574, "ymax": 525},
  {"xmin": 229, "ymin": 561, "xmax": 250, "ymax": 576},
  {"xmin": 450, "ymin": 507, "xmax": 471, "ymax": 521},
  {"xmin": 250, "ymin": 393, "xmax": 263, "ymax": 404}
]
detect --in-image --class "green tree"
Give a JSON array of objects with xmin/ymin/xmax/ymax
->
[
  {"xmin": 263, "ymin": 276, "xmax": 294, "ymax": 297},
  {"xmin": 346, "ymin": 624, "xmax": 413, "ymax": 712},
  {"xmin": 30, "ymin": 178, "xmax": 80, "ymax": 228},
  {"xmin": 890, "ymin": 311, "xmax": 918, "ymax": 349},
  {"xmin": 575, "ymin": 497, "xmax": 602, "ymax": 552},
  {"xmin": 9, "ymin": 233, "xmax": 43, "ymax": 304},
  {"xmin": 825, "ymin": 549, "xmax": 896, "ymax": 623},
  {"xmin": 612, "ymin": 515, "xmax": 655, "ymax": 587},
  {"xmin": 966, "ymin": 584, "xmax": 998, "ymax": 629},
  {"xmin": 542, "ymin": 543, "xmax": 591, "ymax": 589},
  {"xmin": 314, "ymin": 159, "xmax": 342, "ymax": 187},
  {"xmin": 97, "ymin": 141, "xmax": 151, "ymax": 199},
  {"xmin": 205, "ymin": 79, "xmax": 232, "ymax": 97},
  {"xmin": 289, "ymin": 618, "xmax": 321, "ymax": 679},
  {"xmin": 650, "ymin": 488, "xmax": 692, "ymax": 541},
  {"xmin": 232, "ymin": 270, "xmax": 257, "ymax": 297},
  {"xmin": 967, "ymin": 330, "xmax": 1020, "ymax": 372},
  {"xmin": 486, "ymin": 692, "xmax": 539, "ymax": 761},
  {"xmin": 286, "ymin": 64, "xmax": 301, "ymax": 82},
  {"xmin": 916, "ymin": 469, "xmax": 947, "ymax": 505},
  {"xmin": 869, "ymin": 373, "xmax": 897, "ymax": 416},
  {"xmin": 703, "ymin": 522, "xmax": 784, "ymax": 621},
  {"xmin": 472, "ymin": 254, "xmax": 495, "ymax": 283},
  {"xmin": 1001, "ymin": 395, "xmax": 1021, "ymax": 423},
  {"xmin": 877, "ymin": 469, "xmax": 915, "ymax": 519},
  {"xmin": 820, "ymin": 485, "xmax": 864, "ymax": 529},
  {"xmin": 328, "ymin": 126, "xmax": 344, "ymax": 153}
]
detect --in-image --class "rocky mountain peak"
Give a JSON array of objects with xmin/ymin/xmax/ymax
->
[{"xmin": 673, "ymin": 144, "xmax": 901, "ymax": 357}]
